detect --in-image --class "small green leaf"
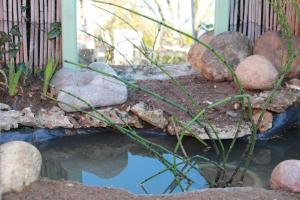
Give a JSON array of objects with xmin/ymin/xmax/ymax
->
[
  {"xmin": 47, "ymin": 22, "xmax": 61, "ymax": 40},
  {"xmin": 0, "ymin": 32, "xmax": 11, "ymax": 45},
  {"xmin": 8, "ymin": 49, "xmax": 19, "ymax": 58},
  {"xmin": 17, "ymin": 63, "xmax": 25, "ymax": 72},
  {"xmin": 10, "ymin": 25, "xmax": 22, "ymax": 37}
]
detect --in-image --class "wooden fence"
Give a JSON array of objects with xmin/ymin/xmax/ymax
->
[
  {"xmin": 229, "ymin": 0, "xmax": 300, "ymax": 42},
  {"xmin": 0, "ymin": 0, "xmax": 61, "ymax": 72}
]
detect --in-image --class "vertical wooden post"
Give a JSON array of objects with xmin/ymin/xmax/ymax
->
[
  {"xmin": 61, "ymin": 0, "xmax": 78, "ymax": 68},
  {"xmin": 215, "ymin": 0, "xmax": 230, "ymax": 35}
]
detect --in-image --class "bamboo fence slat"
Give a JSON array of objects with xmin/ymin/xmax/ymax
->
[
  {"xmin": 17, "ymin": 0, "xmax": 24, "ymax": 63},
  {"xmin": 22, "ymin": 0, "xmax": 28, "ymax": 66},
  {"xmin": 256, "ymin": 0, "xmax": 262, "ymax": 40},
  {"xmin": 47, "ymin": 0, "xmax": 51, "ymax": 60},
  {"xmin": 39, "ymin": 0, "xmax": 44, "ymax": 69},
  {"xmin": 239, "ymin": 0, "xmax": 244, "ymax": 34},
  {"xmin": 229, "ymin": 0, "xmax": 300, "ymax": 42},
  {"xmin": 33, "ymin": 0, "xmax": 39, "ymax": 70},
  {"xmin": 43, "ymin": 0, "xmax": 48, "ymax": 68},
  {"xmin": 3, "ymin": 0, "xmax": 9, "ymax": 62},
  {"xmin": 0, "ymin": 1, "xmax": 3, "ymax": 33},
  {"xmin": 51, "ymin": 0, "xmax": 55, "ymax": 58},
  {"xmin": 13, "ymin": 0, "xmax": 19, "ymax": 63},
  {"xmin": 243, "ymin": 0, "xmax": 249, "ymax": 35},
  {"xmin": 230, "ymin": 0, "xmax": 235, "ymax": 31},
  {"xmin": 1, "ymin": 0, "xmax": 61, "ymax": 72},
  {"xmin": 29, "ymin": 0, "xmax": 34, "ymax": 71},
  {"xmin": 8, "ymin": 0, "xmax": 13, "ymax": 63},
  {"xmin": 56, "ymin": 0, "xmax": 62, "ymax": 63},
  {"xmin": 234, "ymin": 0, "xmax": 239, "ymax": 32}
]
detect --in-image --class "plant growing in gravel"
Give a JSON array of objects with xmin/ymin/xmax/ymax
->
[
  {"xmin": 43, "ymin": 57, "xmax": 58, "ymax": 95},
  {"xmin": 48, "ymin": 0, "xmax": 300, "ymax": 192},
  {"xmin": 7, "ymin": 61, "xmax": 24, "ymax": 97},
  {"xmin": 0, "ymin": 25, "xmax": 28, "ymax": 92}
]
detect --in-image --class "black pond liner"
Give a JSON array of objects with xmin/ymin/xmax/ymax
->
[
  {"xmin": 256, "ymin": 105, "xmax": 300, "ymax": 140},
  {"xmin": 0, "ymin": 105, "xmax": 299, "ymax": 145}
]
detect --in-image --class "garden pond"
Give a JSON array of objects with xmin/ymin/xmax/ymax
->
[{"xmin": 34, "ymin": 127, "xmax": 300, "ymax": 195}]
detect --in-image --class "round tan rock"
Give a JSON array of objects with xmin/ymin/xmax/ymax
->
[
  {"xmin": 0, "ymin": 141, "xmax": 42, "ymax": 194},
  {"xmin": 201, "ymin": 32, "xmax": 253, "ymax": 82},
  {"xmin": 187, "ymin": 31, "xmax": 214, "ymax": 74},
  {"xmin": 271, "ymin": 160, "xmax": 300, "ymax": 193},
  {"xmin": 235, "ymin": 55, "xmax": 278, "ymax": 90},
  {"xmin": 254, "ymin": 31, "xmax": 300, "ymax": 77}
]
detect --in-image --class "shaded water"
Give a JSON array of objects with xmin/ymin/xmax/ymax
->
[{"xmin": 38, "ymin": 127, "xmax": 300, "ymax": 194}]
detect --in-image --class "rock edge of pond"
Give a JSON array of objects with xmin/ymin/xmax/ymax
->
[
  {"xmin": 1, "ymin": 99, "xmax": 300, "ymax": 144},
  {"xmin": 1, "ymin": 76, "xmax": 300, "ymax": 142}
]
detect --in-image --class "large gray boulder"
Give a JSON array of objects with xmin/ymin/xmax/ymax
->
[
  {"xmin": 0, "ymin": 141, "xmax": 42, "ymax": 194},
  {"xmin": 201, "ymin": 32, "xmax": 252, "ymax": 82},
  {"xmin": 51, "ymin": 62, "xmax": 128, "ymax": 112}
]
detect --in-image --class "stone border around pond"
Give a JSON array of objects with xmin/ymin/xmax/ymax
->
[{"xmin": 0, "ymin": 101, "xmax": 300, "ymax": 145}]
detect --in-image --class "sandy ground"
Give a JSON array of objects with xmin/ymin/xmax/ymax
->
[{"xmin": 3, "ymin": 179, "xmax": 300, "ymax": 200}]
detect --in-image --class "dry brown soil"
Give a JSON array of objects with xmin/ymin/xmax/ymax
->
[
  {"xmin": 3, "ymin": 179, "xmax": 300, "ymax": 200},
  {"xmin": 0, "ymin": 74, "xmax": 251, "ymax": 126}
]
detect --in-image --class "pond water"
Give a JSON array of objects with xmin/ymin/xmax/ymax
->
[{"xmin": 38, "ymin": 127, "xmax": 300, "ymax": 195}]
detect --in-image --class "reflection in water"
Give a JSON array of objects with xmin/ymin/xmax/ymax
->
[
  {"xmin": 39, "ymin": 132, "xmax": 207, "ymax": 194},
  {"xmin": 38, "ymin": 127, "xmax": 300, "ymax": 194}
]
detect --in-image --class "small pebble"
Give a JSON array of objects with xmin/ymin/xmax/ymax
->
[
  {"xmin": 66, "ymin": 183, "xmax": 74, "ymax": 187},
  {"xmin": 234, "ymin": 103, "xmax": 240, "ymax": 110},
  {"xmin": 226, "ymin": 110, "xmax": 238, "ymax": 118},
  {"xmin": 203, "ymin": 100, "xmax": 213, "ymax": 105}
]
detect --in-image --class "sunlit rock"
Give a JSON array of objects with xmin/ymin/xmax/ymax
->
[
  {"xmin": 187, "ymin": 31, "xmax": 214, "ymax": 74},
  {"xmin": 200, "ymin": 32, "xmax": 252, "ymax": 82},
  {"xmin": 236, "ymin": 55, "xmax": 278, "ymax": 90},
  {"xmin": 167, "ymin": 120, "xmax": 251, "ymax": 140},
  {"xmin": 35, "ymin": 107, "xmax": 73, "ymax": 129},
  {"xmin": 130, "ymin": 102, "xmax": 169, "ymax": 129},
  {"xmin": 51, "ymin": 62, "xmax": 128, "ymax": 112},
  {"xmin": 254, "ymin": 31, "xmax": 300, "ymax": 78},
  {"xmin": 82, "ymin": 107, "xmax": 143, "ymax": 128},
  {"xmin": 0, "ymin": 106, "xmax": 74, "ymax": 131}
]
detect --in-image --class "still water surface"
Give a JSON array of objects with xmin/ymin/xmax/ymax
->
[{"xmin": 38, "ymin": 128, "xmax": 300, "ymax": 194}]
